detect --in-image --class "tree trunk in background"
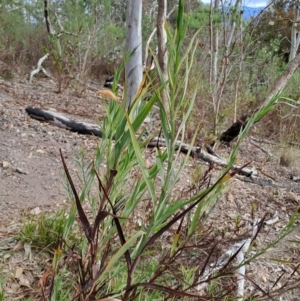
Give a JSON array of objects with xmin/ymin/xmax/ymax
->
[
  {"xmin": 218, "ymin": 52, "xmax": 300, "ymax": 144},
  {"xmin": 125, "ymin": 0, "xmax": 143, "ymax": 109},
  {"xmin": 289, "ymin": 3, "xmax": 300, "ymax": 62},
  {"xmin": 157, "ymin": 0, "xmax": 169, "ymax": 113},
  {"xmin": 210, "ymin": 0, "xmax": 244, "ymax": 134},
  {"xmin": 210, "ymin": 0, "xmax": 219, "ymax": 134}
]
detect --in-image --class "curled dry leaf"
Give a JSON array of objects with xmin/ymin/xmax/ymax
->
[
  {"xmin": 24, "ymin": 243, "xmax": 32, "ymax": 260},
  {"xmin": 15, "ymin": 266, "xmax": 23, "ymax": 279},
  {"xmin": 13, "ymin": 240, "xmax": 24, "ymax": 251},
  {"xmin": 39, "ymin": 268, "xmax": 52, "ymax": 289},
  {"xmin": 97, "ymin": 89, "xmax": 120, "ymax": 101},
  {"xmin": 19, "ymin": 274, "xmax": 31, "ymax": 288}
]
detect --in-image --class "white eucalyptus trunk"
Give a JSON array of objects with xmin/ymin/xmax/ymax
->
[
  {"xmin": 157, "ymin": 0, "xmax": 169, "ymax": 112},
  {"xmin": 125, "ymin": 0, "xmax": 143, "ymax": 109},
  {"xmin": 289, "ymin": 3, "xmax": 300, "ymax": 62},
  {"xmin": 210, "ymin": 0, "xmax": 219, "ymax": 134}
]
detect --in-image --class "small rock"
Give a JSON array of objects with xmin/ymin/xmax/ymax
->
[
  {"xmin": 30, "ymin": 207, "xmax": 41, "ymax": 215},
  {"xmin": 262, "ymin": 275, "xmax": 267, "ymax": 283},
  {"xmin": 2, "ymin": 161, "xmax": 10, "ymax": 168},
  {"xmin": 36, "ymin": 149, "xmax": 45, "ymax": 154},
  {"xmin": 15, "ymin": 168, "xmax": 28, "ymax": 175},
  {"xmin": 24, "ymin": 243, "xmax": 32, "ymax": 260}
]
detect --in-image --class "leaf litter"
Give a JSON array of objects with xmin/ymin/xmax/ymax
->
[{"xmin": 0, "ymin": 77, "xmax": 300, "ymax": 300}]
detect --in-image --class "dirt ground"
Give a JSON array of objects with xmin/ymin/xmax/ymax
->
[
  {"xmin": 0, "ymin": 77, "xmax": 106, "ymax": 223},
  {"xmin": 1, "ymin": 75, "xmax": 300, "ymax": 300}
]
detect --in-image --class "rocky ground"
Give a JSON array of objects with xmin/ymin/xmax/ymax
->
[{"xmin": 0, "ymin": 75, "xmax": 300, "ymax": 300}]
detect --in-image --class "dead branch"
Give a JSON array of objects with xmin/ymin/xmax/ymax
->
[
  {"xmin": 148, "ymin": 136, "xmax": 255, "ymax": 176},
  {"xmin": 29, "ymin": 53, "xmax": 53, "ymax": 83},
  {"xmin": 25, "ymin": 107, "xmax": 256, "ymax": 177},
  {"xmin": 250, "ymin": 138, "xmax": 273, "ymax": 157},
  {"xmin": 218, "ymin": 52, "xmax": 300, "ymax": 144},
  {"xmin": 44, "ymin": 0, "xmax": 55, "ymax": 35},
  {"xmin": 250, "ymin": 136, "xmax": 276, "ymax": 145},
  {"xmin": 54, "ymin": 12, "xmax": 79, "ymax": 38},
  {"xmin": 143, "ymin": 5, "xmax": 177, "ymax": 69},
  {"xmin": 196, "ymin": 218, "xmax": 260, "ymax": 298}
]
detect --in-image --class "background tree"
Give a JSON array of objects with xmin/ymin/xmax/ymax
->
[
  {"xmin": 124, "ymin": 0, "xmax": 143, "ymax": 109},
  {"xmin": 157, "ymin": 0, "xmax": 169, "ymax": 112},
  {"xmin": 252, "ymin": 0, "xmax": 300, "ymax": 62},
  {"xmin": 2, "ymin": 0, "xmax": 300, "ymax": 142}
]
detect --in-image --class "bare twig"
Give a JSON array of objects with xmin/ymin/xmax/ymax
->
[
  {"xmin": 54, "ymin": 12, "xmax": 79, "ymax": 38},
  {"xmin": 250, "ymin": 138, "xmax": 273, "ymax": 157},
  {"xmin": 250, "ymin": 136, "xmax": 276, "ymax": 145},
  {"xmin": 196, "ymin": 219, "xmax": 260, "ymax": 299},
  {"xmin": 44, "ymin": 0, "xmax": 55, "ymax": 35},
  {"xmin": 30, "ymin": 53, "xmax": 53, "ymax": 83},
  {"xmin": 143, "ymin": 5, "xmax": 177, "ymax": 68}
]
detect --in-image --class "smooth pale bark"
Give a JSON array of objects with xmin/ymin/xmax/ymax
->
[
  {"xmin": 210, "ymin": 0, "xmax": 244, "ymax": 134},
  {"xmin": 210, "ymin": 0, "xmax": 219, "ymax": 134},
  {"xmin": 125, "ymin": 0, "xmax": 143, "ymax": 109},
  {"xmin": 157, "ymin": 0, "xmax": 169, "ymax": 112},
  {"xmin": 289, "ymin": 4, "xmax": 300, "ymax": 62}
]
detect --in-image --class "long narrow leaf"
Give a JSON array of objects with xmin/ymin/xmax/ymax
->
[
  {"xmin": 125, "ymin": 113, "xmax": 157, "ymax": 205},
  {"xmin": 60, "ymin": 149, "xmax": 92, "ymax": 243},
  {"xmin": 98, "ymin": 231, "xmax": 144, "ymax": 282}
]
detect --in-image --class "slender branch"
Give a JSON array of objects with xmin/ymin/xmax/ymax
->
[
  {"xmin": 44, "ymin": 0, "xmax": 55, "ymax": 35},
  {"xmin": 143, "ymin": 5, "xmax": 177, "ymax": 68},
  {"xmin": 261, "ymin": 52, "xmax": 300, "ymax": 107},
  {"xmin": 55, "ymin": 12, "xmax": 79, "ymax": 38},
  {"xmin": 30, "ymin": 53, "xmax": 52, "ymax": 83}
]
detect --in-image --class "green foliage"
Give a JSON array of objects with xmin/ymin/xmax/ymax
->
[
  {"xmin": 251, "ymin": 3, "xmax": 297, "ymax": 61},
  {"xmin": 106, "ymin": 24, "xmax": 126, "ymax": 40},
  {"xmin": 5, "ymin": 0, "xmax": 300, "ymax": 300},
  {"xmin": 0, "ymin": 0, "xmax": 126, "ymax": 78},
  {"xmin": 185, "ymin": 3, "xmax": 222, "ymax": 29},
  {"xmin": 0, "ymin": 276, "xmax": 4, "ymax": 301},
  {"xmin": 49, "ymin": 268, "xmax": 75, "ymax": 301},
  {"xmin": 27, "ymin": 2, "xmax": 298, "ymax": 300},
  {"xmin": 0, "ymin": 1, "xmax": 46, "ymax": 65},
  {"xmin": 18, "ymin": 209, "xmax": 72, "ymax": 252}
]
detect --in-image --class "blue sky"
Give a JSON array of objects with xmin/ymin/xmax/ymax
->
[
  {"xmin": 244, "ymin": 0, "xmax": 267, "ymax": 7},
  {"xmin": 201, "ymin": 0, "xmax": 267, "ymax": 7}
]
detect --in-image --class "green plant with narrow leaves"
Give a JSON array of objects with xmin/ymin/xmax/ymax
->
[
  {"xmin": 0, "ymin": 276, "xmax": 4, "ymax": 301},
  {"xmin": 35, "ymin": 1, "xmax": 300, "ymax": 300},
  {"xmin": 18, "ymin": 209, "xmax": 71, "ymax": 253}
]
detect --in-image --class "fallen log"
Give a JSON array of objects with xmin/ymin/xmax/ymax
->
[
  {"xmin": 25, "ymin": 107, "xmax": 255, "ymax": 177},
  {"xmin": 25, "ymin": 107, "xmax": 103, "ymax": 137}
]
